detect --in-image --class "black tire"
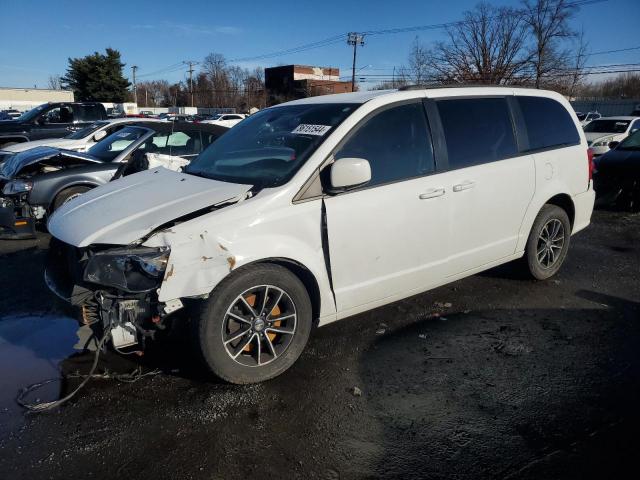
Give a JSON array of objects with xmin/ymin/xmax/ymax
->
[
  {"xmin": 194, "ymin": 263, "xmax": 312, "ymax": 384},
  {"xmin": 52, "ymin": 186, "xmax": 91, "ymax": 211},
  {"xmin": 524, "ymin": 204, "xmax": 571, "ymax": 280},
  {"xmin": 616, "ymin": 179, "xmax": 640, "ymax": 213}
]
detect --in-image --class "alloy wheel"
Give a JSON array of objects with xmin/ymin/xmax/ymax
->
[
  {"xmin": 221, "ymin": 285, "xmax": 297, "ymax": 367},
  {"xmin": 536, "ymin": 218, "xmax": 565, "ymax": 269}
]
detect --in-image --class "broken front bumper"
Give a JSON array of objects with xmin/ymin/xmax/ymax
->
[
  {"xmin": 45, "ymin": 239, "xmax": 181, "ymax": 347},
  {"xmin": 0, "ymin": 198, "xmax": 36, "ymax": 239}
]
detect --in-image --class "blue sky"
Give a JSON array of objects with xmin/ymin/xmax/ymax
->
[{"xmin": 1, "ymin": 0, "xmax": 638, "ymax": 88}]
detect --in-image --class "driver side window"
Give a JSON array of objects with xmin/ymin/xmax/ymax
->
[
  {"xmin": 334, "ymin": 101, "xmax": 435, "ymax": 188},
  {"xmin": 42, "ymin": 106, "xmax": 74, "ymax": 124}
]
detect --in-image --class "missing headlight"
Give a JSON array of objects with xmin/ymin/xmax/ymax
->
[{"xmin": 83, "ymin": 246, "xmax": 170, "ymax": 293}]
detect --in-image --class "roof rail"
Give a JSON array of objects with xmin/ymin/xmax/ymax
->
[{"xmin": 398, "ymin": 83, "xmax": 533, "ymax": 91}]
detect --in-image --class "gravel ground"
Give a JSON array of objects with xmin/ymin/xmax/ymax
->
[{"xmin": 0, "ymin": 209, "xmax": 639, "ymax": 480}]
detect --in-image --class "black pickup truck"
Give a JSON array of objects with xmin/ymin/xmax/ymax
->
[{"xmin": 0, "ymin": 102, "xmax": 107, "ymax": 149}]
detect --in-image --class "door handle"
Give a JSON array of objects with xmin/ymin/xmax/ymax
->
[
  {"xmin": 419, "ymin": 188, "xmax": 445, "ymax": 200},
  {"xmin": 453, "ymin": 181, "xmax": 476, "ymax": 192}
]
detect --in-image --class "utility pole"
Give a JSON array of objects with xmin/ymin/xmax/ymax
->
[
  {"xmin": 347, "ymin": 33, "xmax": 365, "ymax": 92},
  {"xmin": 131, "ymin": 65, "xmax": 138, "ymax": 105},
  {"xmin": 183, "ymin": 61, "xmax": 198, "ymax": 107}
]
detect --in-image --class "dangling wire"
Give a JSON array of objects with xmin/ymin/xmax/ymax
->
[{"xmin": 16, "ymin": 331, "xmax": 111, "ymax": 412}]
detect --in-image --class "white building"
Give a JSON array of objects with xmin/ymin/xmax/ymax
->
[{"xmin": 0, "ymin": 87, "xmax": 74, "ymax": 112}]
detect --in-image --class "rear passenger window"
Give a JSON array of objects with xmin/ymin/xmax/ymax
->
[
  {"xmin": 517, "ymin": 96, "xmax": 580, "ymax": 151},
  {"xmin": 335, "ymin": 102, "xmax": 434, "ymax": 187},
  {"xmin": 437, "ymin": 97, "xmax": 517, "ymax": 169}
]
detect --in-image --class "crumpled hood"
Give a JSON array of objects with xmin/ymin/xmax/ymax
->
[
  {"xmin": 2, "ymin": 138, "xmax": 83, "ymax": 153},
  {"xmin": 48, "ymin": 167, "xmax": 251, "ymax": 247},
  {"xmin": 0, "ymin": 146, "xmax": 98, "ymax": 179}
]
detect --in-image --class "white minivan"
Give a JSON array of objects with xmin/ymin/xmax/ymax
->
[{"xmin": 46, "ymin": 87, "xmax": 595, "ymax": 384}]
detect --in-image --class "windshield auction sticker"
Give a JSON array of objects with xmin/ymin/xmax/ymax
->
[{"xmin": 292, "ymin": 124, "xmax": 332, "ymax": 136}]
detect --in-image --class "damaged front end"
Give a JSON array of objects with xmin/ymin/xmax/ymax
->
[
  {"xmin": 45, "ymin": 238, "xmax": 182, "ymax": 350},
  {"xmin": 0, "ymin": 148, "xmax": 97, "ymax": 239},
  {"xmin": 0, "ymin": 179, "xmax": 38, "ymax": 239}
]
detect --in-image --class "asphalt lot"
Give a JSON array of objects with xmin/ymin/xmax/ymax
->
[{"xmin": 0, "ymin": 209, "xmax": 639, "ymax": 480}]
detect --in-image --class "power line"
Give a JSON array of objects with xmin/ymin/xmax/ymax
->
[
  {"xmin": 136, "ymin": 62, "xmax": 185, "ymax": 78},
  {"xmin": 347, "ymin": 33, "xmax": 365, "ymax": 92},
  {"xmin": 183, "ymin": 60, "xmax": 199, "ymax": 107},
  {"xmin": 131, "ymin": 65, "xmax": 138, "ymax": 104},
  {"xmin": 226, "ymin": 0, "xmax": 607, "ymax": 64},
  {"xmin": 590, "ymin": 45, "xmax": 640, "ymax": 56},
  {"xmin": 228, "ymin": 34, "xmax": 345, "ymax": 62}
]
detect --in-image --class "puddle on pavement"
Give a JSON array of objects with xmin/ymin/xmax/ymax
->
[{"xmin": 0, "ymin": 313, "xmax": 79, "ymax": 436}]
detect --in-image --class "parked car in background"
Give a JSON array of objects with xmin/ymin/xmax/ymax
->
[
  {"xmin": 139, "ymin": 110, "xmax": 155, "ymax": 117},
  {"xmin": 201, "ymin": 113, "xmax": 246, "ymax": 128},
  {"xmin": 161, "ymin": 114, "xmax": 194, "ymax": 123},
  {"xmin": 583, "ymin": 116, "xmax": 640, "ymax": 156},
  {"xmin": 44, "ymin": 86, "xmax": 594, "ymax": 384},
  {"xmin": 578, "ymin": 111, "xmax": 601, "ymax": 126},
  {"xmin": 2, "ymin": 109, "xmax": 22, "ymax": 120},
  {"xmin": 0, "ymin": 122, "xmax": 227, "ymax": 239},
  {"xmin": 593, "ymin": 129, "xmax": 640, "ymax": 211},
  {"xmin": 193, "ymin": 113, "xmax": 217, "ymax": 123},
  {"xmin": 106, "ymin": 108, "xmax": 123, "ymax": 118},
  {"xmin": 0, "ymin": 102, "xmax": 107, "ymax": 149},
  {"xmin": 0, "ymin": 118, "xmax": 164, "ymax": 162}
]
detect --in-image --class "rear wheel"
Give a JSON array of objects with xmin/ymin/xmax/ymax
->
[
  {"xmin": 616, "ymin": 178, "xmax": 640, "ymax": 212},
  {"xmin": 524, "ymin": 204, "xmax": 571, "ymax": 280},
  {"xmin": 194, "ymin": 264, "xmax": 312, "ymax": 384},
  {"xmin": 52, "ymin": 186, "xmax": 91, "ymax": 211}
]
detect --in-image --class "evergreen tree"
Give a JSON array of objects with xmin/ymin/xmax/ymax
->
[{"xmin": 61, "ymin": 48, "xmax": 131, "ymax": 101}]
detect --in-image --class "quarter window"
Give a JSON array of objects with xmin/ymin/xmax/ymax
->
[
  {"xmin": 517, "ymin": 96, "xmax": 580, "ymax": 151},
  {"xmin": 437, "ymin": 97, "xmax": 517, "ymax": 169},
  {"xmin": 334, "ymin": 102, "xmax": 435, "ymax": 187}
]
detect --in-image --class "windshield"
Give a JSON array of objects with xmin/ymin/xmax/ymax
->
[
  {"xmin": 584, "ymin": 119, "xmax": 630, "ymax": 133},
  {"xmin": 65, "ymin": 121, "xmax": 108, "ymax": 140},
  {"xmin": 87, "ymin": 126, "xmax": 149, "ymax": 162},
  {"xmin": 617, "ymin": 130, "xmax": 640, "ymax": 150},
  {"xmin": 186, "ymin": 103, "xmax": 358, "ymax": 187},
  {"xmin": 15, "ymin": 104, "xmax": 48, "ymax": 122}
]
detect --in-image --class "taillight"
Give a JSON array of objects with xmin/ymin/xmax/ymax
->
[{"xmin": 587, "ymin": 147, "xmax": 594, "ymax": 183}]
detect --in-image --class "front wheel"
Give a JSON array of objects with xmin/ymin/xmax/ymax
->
[
  {"xmin": 52, "ymin": 186, "xmax": 91, "ymax": 211},
  {"xmin": 194, "ymin": 264, "xmax": 312, "ymax": 384},
  {"xmin": 524, "ymin": 204, "xmax": 571, "ymax": 280}
]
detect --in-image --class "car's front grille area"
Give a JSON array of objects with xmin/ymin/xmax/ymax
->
[{"xmin": 45, "ymin": 238, "xmax": 91, "ymax": 304}]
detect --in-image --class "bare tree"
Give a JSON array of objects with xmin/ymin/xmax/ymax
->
[
  {"xmin": 522, "ymin": 0, "xmax": 575, "ymax": 88},
  {"xmin": 47, "ymin": 74, "xmax": 62, "ymax": 90},
  {"xmin": 136, "ymin": 80, "xmax": 172, "ymax": 107},
  {"xmin": 564, "ymin": 29, "xmax": 589, "ymax": 98},
  {"xmin": 576, "ymin": 73, "xmax": 640, "ymax": 99},
  {"xmin": 406, "ymin": 37, "xmax": 430, "ymax": 84},
  {"xmin": 422, "ymin": 3, "xmax": 530, "ymax": 85}
]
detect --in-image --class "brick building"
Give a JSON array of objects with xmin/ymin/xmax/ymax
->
[{"xmin": 265, "ymin": 65, "xmax": 353, "ymax": 105}]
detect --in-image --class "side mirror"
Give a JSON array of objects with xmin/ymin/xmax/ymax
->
[
  {"xmin": 93, "ymin": 130, "xmax": 107, "ymax": 142},
  {"xmin": 329, "ymin": 157, "xmax": 371, "ymax": 193},
  {"xmin": 37, "ymin": 117, "xmax": 47, "ymax": 125},
  {"xmin": 608, "ymin": 141, "xmax": 620, "ymax": 150}
]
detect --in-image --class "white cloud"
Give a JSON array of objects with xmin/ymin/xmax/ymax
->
[{"xmin": 131, "ymin": 22, "xmax": 241, "ymax": 36}]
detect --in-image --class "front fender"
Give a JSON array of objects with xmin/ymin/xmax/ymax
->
[{"xmin": 146, "ymin": 197, "xmax": 336, "ymax": 321}]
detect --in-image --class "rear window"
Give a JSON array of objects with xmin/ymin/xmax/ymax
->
[
  {"xmin": 517, "ymin": 97, "xmax": 580, "ymax": 151},
  {"xmin": 75, "ymin": 105, "xmax": 105, "ymax": 122},
  {"xmin": 437, "ymin": 97, "xmax": 517, "ymax": 169},
  {"xmin": 583, "ymin": 119, "xmax": 630, "ymax": 134}
]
